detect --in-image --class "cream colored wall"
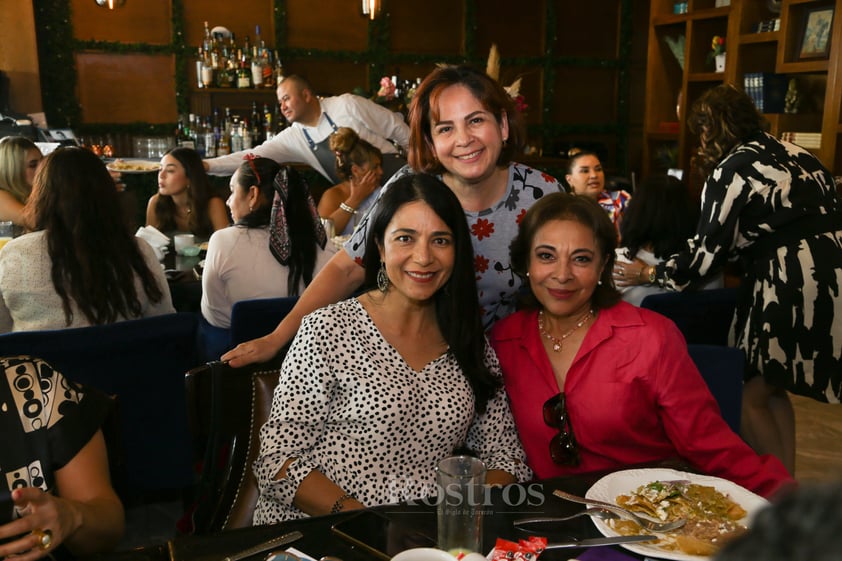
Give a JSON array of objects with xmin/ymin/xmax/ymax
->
[{"xmin": 0, "ymin": 0, "xmax": 43, "ymax": 114}]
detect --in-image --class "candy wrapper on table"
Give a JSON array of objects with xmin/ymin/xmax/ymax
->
[{"xmin": 489, "ymin": 536, "xmax": 547, "ymax": 560}]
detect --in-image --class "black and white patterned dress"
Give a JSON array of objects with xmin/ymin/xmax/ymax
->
[
  {"xmin": 659, "ymin": 131, "xmax": 842, "ymax": 403},
  {"xmin": 252, "ymin": 298, "xmax": 532, "ymax": 524}
]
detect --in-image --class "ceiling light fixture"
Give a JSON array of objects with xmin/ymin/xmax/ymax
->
[
  {"xmin": 94, "ymin": 0, "xmax": 126, "ymax": 9},
  {"xmin": 361, "ymin": 0, "xmax": 379, "ymax": 20}
]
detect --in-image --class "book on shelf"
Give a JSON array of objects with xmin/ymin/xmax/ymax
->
[
  {"xmin": 742, "ymin": 72, "xmax": 788, "ymax": 113},
  {"xmin": 781, "ymin": 132, "xmax": 822, "ymax": 149},
  {"xmin": 752, "ymin": 18, "xmax": 780, "ymax": 33}
]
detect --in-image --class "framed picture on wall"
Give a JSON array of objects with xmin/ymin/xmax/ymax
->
[{"xmin": 798, "ymin": 6, "xmax": 834, "ymax": 60}]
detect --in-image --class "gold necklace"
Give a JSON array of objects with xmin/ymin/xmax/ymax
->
[{"xmin": 538, "ymin": 309, "xmax": 594, "ymax": 353}]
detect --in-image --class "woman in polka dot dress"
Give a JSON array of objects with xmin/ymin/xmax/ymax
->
[{"xmin": 252, "ymin": 174, "xmax": 531, "ymax": 523}]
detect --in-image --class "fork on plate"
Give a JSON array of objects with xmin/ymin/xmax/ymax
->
[{"xmin": 552, "ymin": 490, "xmax": 686, "ymax": 532}]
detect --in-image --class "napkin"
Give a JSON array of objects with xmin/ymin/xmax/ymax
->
[{"xmin": 136, "ymin": 225, "xmax": 170, "ymax": 260}]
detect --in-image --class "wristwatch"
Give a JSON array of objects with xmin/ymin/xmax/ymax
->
[{"xmin": 647, "ymin": 266, "xmax": 657, "ymax": 284}]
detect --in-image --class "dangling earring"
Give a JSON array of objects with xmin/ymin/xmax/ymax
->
[
  {"xmin": 377, "ymin": 261, "xmax": 389, "ymax": 293},
  {"xmin": 598, "ymin": 280, "xmax": 603, "ymax": 285},
  {"xmin": 526, "ymin": 272, "xmax": 530, "ymax": 277}
]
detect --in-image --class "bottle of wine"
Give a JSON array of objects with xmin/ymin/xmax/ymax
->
[
  {"xmin": 237, "ymin": 49, "xmax": 251, "ymax": 89},
  {"xmin": 204, "ymin": 116, "xmax": 216, "ymax": 158}
]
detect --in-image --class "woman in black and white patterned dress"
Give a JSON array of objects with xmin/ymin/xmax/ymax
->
[
  {"xmin": 252, "ymin": 174, "xmax": 531, "ymax": 524},
  {"xmin": 614, "ymin": 84, "xmax": 842, "ymax": 474}
]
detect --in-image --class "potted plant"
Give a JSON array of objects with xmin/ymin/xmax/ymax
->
[{"xmin": 707, "ymin": 35, "xmax": 726, "ymax": 72}]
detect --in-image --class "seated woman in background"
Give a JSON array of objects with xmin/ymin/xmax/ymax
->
[
  {"xmin": 318, "ymin": 127, "xmax": 383, "ymax": 236},
  {"xmin": 0, "ymin": 136, "xmax": 42, "ymax": 227},
  {"xmin": 615, "ymin": 174, "xmax": 723, "ymax": 306},
  {"xmin": 0, "ymin": 355, "xmax": 124, "ymax": 560},
  {"xmin": 0, "ymin": 147, "xmax": 174, "ymax": 333},
  {"xmin": 253, "ymin": 174, "xmax": 531, "ymax": 523},
  {"xmin": 201, "ymin": 156, "xmax": 335, "ymax": 329},
  {"xmin": 565, "ymin": 149, "xmax": 630, "ymax": 236},
  {"xmin": 489, "ymin": 193, "xmax": 793, "ymax": 498},
  {"xmin": 146, "ymin": 146, "xmax": 229, "ymax": 238}
]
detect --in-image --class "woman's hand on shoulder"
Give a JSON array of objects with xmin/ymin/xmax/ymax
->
[{"xmin": 0, "ymin": 487, "xmax": 79, "ymax": 560}]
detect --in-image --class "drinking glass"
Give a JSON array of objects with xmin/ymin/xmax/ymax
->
[
  {"xmin": 0, "ymin": 221, "xmax": 13, "ymax": 250},
  {"xmin": 435, "ymin": 455, "xmax": 486, "ymax": 555}
]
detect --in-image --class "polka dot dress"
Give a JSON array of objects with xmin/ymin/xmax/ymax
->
[{"xmin": 253, "ymin": 298, "xmax": 532, "ymax": 524}]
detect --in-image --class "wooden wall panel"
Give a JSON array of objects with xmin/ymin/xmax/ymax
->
[
  {"xmin": 183, "ymin": 0, "xmax": 277, "ymax": 49},
  {"xmin": 553, "ymin": 0, "xmax": 621, "ymax": 58},
  {"xmin": 389, "ymin": 0, "xmax": 464, "ymax": 55},
  {"xmin": 76, "ymin": 53, "xmax": 177, "ymax": 123},
  {"xmin": 0, "ymin": 0, "xmax": 42, "ymax": 114},
  {"xmin": 286, "ymin": 0, "xmax": 368, "ymax": 51},
  {"xmin": 284, "ymin": 59, "xmax": 369, "ymax": 98},
  {"xmin": 551, "ymin": 67, "xmax": 618, "ymax": 124},
  {"xmin": 476, "ymin": 0, "xmax": 547, "ymax": 58},
  {"xmin": 71, "ymin": 0, "xmax": 171, "ymax": 44}
]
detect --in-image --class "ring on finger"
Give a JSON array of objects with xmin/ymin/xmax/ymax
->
[{"xmin": 32, "ymin": 528, "xmax": 53, "ymax": 550}]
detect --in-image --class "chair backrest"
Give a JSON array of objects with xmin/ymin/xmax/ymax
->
[
  {"xmin": 185, "ymin": 358, "xmax": 283, "ymax": 533},
  {"xmin": 687, "ymin": 344, "xmax": 744, "ymax": 434},
  {"xmin": 0, "ymin": 312, "xmax": 199, "ymax": 500},
  {"xmin": 229, "ymin": 296, "xmax": 299, "ymax": 346},
  {"xmin": 640, "ymin": 288, "xmax": 738, "ymax": 345}
]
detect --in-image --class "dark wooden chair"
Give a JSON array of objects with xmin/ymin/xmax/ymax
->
[
  {"xmin": 184, "ymin": 356, "xmax": 285, "ymax": 533},
  {"xmin": 640, "ymin": 288, "xmax": 738, "ymax": 346}
]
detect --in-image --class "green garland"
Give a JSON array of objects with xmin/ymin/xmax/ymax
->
[{"xmin": 32, "ymin": 0, "xmax": 633, "ymax": 172}]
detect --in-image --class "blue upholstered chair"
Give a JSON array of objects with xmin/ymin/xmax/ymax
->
[
  {"xmin": 229, "ymin": 296, "xmax": 299, "ymax": 346},
  {"xmin": 687, "ymin": 343, "xmax": 744, "ymax": 434},
  {"xmin": 0, "ymin": 313, "xmax": 200, "ymax": 501},
  {"xmin": 640, "ymin": 288, "xmax": 738, "ymax": 346}
]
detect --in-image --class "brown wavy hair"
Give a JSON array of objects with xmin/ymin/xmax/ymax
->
[
  {"xmin": 509, "ymin": 192, "xmax": 621, "ymax": 311},
  {"xmin": 24, "ymin": 147, "xmax": 165, "ymax": 326},
  {"xmin": 407, "ymin": 65, "xmax": 525, "ymax": 174},
  {"xmin": 328, "ymin": 127, "xmax": 382, "ymax": 181},
  {"xmin": 687, "ymin": 83, "xmax": 768, "ymax": 177},
  {"xmin": 153, "ymin": 146, "xmax": 221, "ymax": 237}
]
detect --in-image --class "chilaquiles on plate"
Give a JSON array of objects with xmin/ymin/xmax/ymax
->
[{"xmin": 612, "ymin": 480, "xmax": 747, "ymax": 555}]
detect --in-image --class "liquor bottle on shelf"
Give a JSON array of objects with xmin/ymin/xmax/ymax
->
[
  {"xmin": 274, "ymin": 51, "xmax": 285, "ymax": 84},
  {"xmin": 242, "ymin": 119, "xmax": 253, "ymax": 150},
  {"xmin": 261, "ymin": 49, "xmax": 274, "ymax": 89},
  {"xmin": 176, "ymin": 115, "xmax": 195, "ymax": 149},
  {"xmin": 203, "ymin": 117, "xmax": 216, "ymax": 158},
  {"xmin": 230, "ymin": 121, "xmax": 243, "ymax": 153},
  {"xmin": 263, "ymin": 103, "xmax": 274, "ymax": 141},
  {"xmin": 194, "ymin": 116, "xmax": 206, "ymax": 157},
  {"xmin": 237, "ymin": 50, "xmax": 251, "ymax": 89},
  {"xmin": 216, "ymin": 126, "xmax": 230, "ymax": 156},
  {"xmin": 251, "ymin": 46, "xmax": 264, "ymax": 89}
]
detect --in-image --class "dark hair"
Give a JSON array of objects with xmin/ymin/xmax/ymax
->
[
  {"xmin": 510, "ymin": 192, "xmax": 621, "ymax": 311},
  {"xmin": 25, "ymin": 147, "xmax": 164, "ymax": 325},
  {"xmin": 407, "ymin": 65, "xmax": 525, "ymax": 174},
  {"xmin": 716, "ymin": 483, "xmax": 842, "ymax": 561},
  {"xmin": 620, "ymin": 174, "xmax": 699, "ymax": 259},
  {"xmin": 329, "ymin": 127, "xmax": 382, "ymax": 181},
  {"xmin": 275, "ymin": 166, "xmax": 323, "ymax": 295},
  {"xmin": 154, "ymin": 146, "xmax": 220, "ymax": 237},
  {"xmin": 277, "ymin": 74, "xmax": 313, "ymax": 96},
  {"xmin": 234, "ymin": 156, "xmax": 281, "ymax": 228},
  {"xmin": 361, "ymin": 173, "xmax": 499, "ymax": 413},
  {"xmin": 565, "ymin": 149, "xmax": 602, "ymax": 175},
  {"xmin": 687, "ymin": 83, "xmax": 768, "ymax": 177}
]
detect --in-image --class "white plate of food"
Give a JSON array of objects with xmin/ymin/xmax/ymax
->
[
  {"xmin": 106, "ymin": 158, "xmax": 162, "ymax": 174},
  {"xmin": 585, "ymin": 468, "xmax": 768, "ymax": 561}
]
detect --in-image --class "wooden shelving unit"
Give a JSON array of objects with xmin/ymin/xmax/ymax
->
[{"xmin": 643, "ymin": 0, "xmax": 842, "ymax": 181}]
